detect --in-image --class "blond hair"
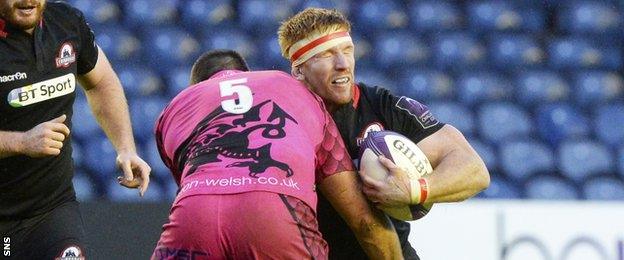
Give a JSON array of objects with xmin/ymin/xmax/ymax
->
[{"xmin": 278, "ymin": 8, "xmax": 351, "ymax": 59}]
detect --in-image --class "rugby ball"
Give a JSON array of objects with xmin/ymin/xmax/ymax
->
[{"xmin": 359, "ymin": 131, "xmax": 434, "ymax": 221}]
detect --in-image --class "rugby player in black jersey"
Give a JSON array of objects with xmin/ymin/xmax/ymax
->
[
  {"xmin": 279, "ymin": 8, "xmax": 490, "ymax": 259},
  {"xmin": 0, "ymin": 1, "xmax": 150, "ymax": 258}
]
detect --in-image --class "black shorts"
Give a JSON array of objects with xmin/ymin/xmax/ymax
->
[{"xmin": 0, "ymin": 200, "xmax": 86, "ymax": 259}]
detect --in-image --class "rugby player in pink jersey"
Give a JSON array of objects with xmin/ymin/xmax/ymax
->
[{"xmin": 151, "ymin": 50, "xmax": 403, "ymax": 260}]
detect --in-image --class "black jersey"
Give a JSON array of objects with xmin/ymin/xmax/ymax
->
[
  {"xmin": 318, "ymin": 83, "xmax": 444, "ymax": 259},
  {"xmin": 0, "ymin": 1, "xmax": 98, "ymax": 219}
]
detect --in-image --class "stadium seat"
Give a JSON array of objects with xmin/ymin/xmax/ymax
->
[
  {"xmin": 583, "ymin": 176, "xmax": 624, "ymax": 200},
  {"xmin": 179, "ymin": 0, "xmax": 234, "ymax": 31},
  {"xmin": 95, "ymin": 26, "xmax": 141, "ymax": 63},
  {"xmin": 466, "ymin": 1, "xmax": 545, "ymax": 32},
  {"xmin": 259, "ymin": 36, "xmax": 290, "ymax": 71},
  {"xmin": 69, "ymin": 0, "xmax": 120, "ymax": 25},
  {"xmin": 619, "ymin": 146, "xmax": 624, "ymax": 179},
  {"xmin": 429, "ymin": 101, "xmax": 475, "ymax": 136},
  {"xmin": 524, "ymin": 175, "xmax": 579, "ymax": 200},
  {"xmin": 536, "ymin": 103, "xmax": 591, "ymax": 145},
  {"xmin": 432, "ymin": 32, "xmax": 487, "ymax": 70},
  {"xmin": 164, "ymin": 66, "xmax": 192, "ymax": 98},
  {"xmin": 237, "ymin": 0, "xmax": 294, "ymax": 36},
  {"xmin": 106, "ymin": 179, "xmax": 163, "ymax": 202},
  {"xmin": 456, "ymin": 71, "xmax": 513, "ymax": 107},
  {"xmin": 200, "ymin": 27, "xmax": 259, "ymax": 66},
  {"xmin": 115, "ymin": 64, "xmax": 165, "ymax": 98},
  {"xmin": 355, "ymin": 67, "xmax": 395, "ymax": 92},
  {"xmin": 515, "ymin": 70, "xmax": 570, "ymax": 106},
  {"xmin": 83, "ymin": 136, "xmax": 119, "ymax": 182},
  {"xmin": 140, "ymin": 26, "xmax": 200, "ymax": 69},
  {"xmin": 572, "ymin": 71, "xmax": 624, "ymax": 108},
  {"xmin": 163, "ymin": 180, "xmax": 179, "ymax": 201},
  {"xmin": 488, "ymin": 34, "xmax": 545, "ymax": 69},
  {"xmin": 478, "ymin": 102, "xmax": 532, "ymax": 144},
  {"xmin": 129, "ymin": 97, "xmax": 169, "ymax": 142},
  {"xmin": 557, "ymin": 1, "xmax": 623, "ymax": 35},
  {"xmin": 499, "ymin": 139, "xmax": 555, "ymax": 181},
  {"xmin": 121, "ymin": 0, "xmax": 178, "ymax": 28},
  {"xmin": 397, "ymin": 69, "xmax": 454, "ymax": 101},
  {"xmin": 558, "ymin": 140, "xmax": 614, "ymax": 183},
  {"xmin": 408, "ymin": 1, "xmax": 462, "ymax": 32},
  {"xmin": 481, "ymin": 175, "xmax": 522, "ymax": 199},
  {"xmin": 351, "ymin": 33, "xmax": 375, "ymax": 67},
  {"xmin": 594, "ymin": 103, "xmax": 624, "ymax": 147},
  {"xmin": 548, "ymin": 37, "xmax": 623, "ymax": 70},
  {"xmin": 143, "ymin": 137, "xmax": 171, "ymax": 182},
  {"xmin": 72, "ymin": 97, "xmax": 105, "ymax": 142},
  {"xmin": 468, "ymin": 138, "xmax": 498, "ymax": 171},
  {"xmin": 73, "ymin": 170, "xmax": 97, "ymax": 201},
  {"xmin": 72, "ymin": 141, "xmax": 84, "ymax": 169},
  {"xmin": 373, "ymin": 30, "xmax": 429, "ymax": 69},
  {"xmin": 352, "ymin": 0, "xmax": 408, "ymax": 32},
  {"xmin": 298, "ymin": 0, "xmax": 351, "ymax": 14}
]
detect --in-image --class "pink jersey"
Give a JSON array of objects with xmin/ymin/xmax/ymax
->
[{"xmin": 155, "ymin": 70, "xmax": 353, "ymax": 209}]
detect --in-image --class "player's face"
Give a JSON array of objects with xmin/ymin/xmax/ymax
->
[
  {"xmin": 0, "ymin": 0, "xmax": 46, "ymax": 32},
  {"xmin": 298, "ymin": 41, "xmax": 355, "ymax": 111}
]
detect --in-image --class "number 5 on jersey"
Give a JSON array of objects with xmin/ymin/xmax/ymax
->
[{"xmin": 219, "ymin": 78, "xmax": 253, "ymax": 114}]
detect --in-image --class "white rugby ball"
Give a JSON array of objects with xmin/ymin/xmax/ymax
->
[{"xmin": 359, "ymin": 130, "xmax": 434, "ymax": 221}]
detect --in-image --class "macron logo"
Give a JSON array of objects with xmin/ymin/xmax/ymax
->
[{"xmin": 0, "ymin": 72, "xmax": 27, "ymax": 83}]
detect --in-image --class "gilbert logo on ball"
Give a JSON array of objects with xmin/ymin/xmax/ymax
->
[{"xmin": 359, "ymin": 130, "xmax": 434, "ymax": 221}]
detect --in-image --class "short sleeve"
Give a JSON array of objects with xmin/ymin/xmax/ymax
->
[
  {"xmin": 73, "ymin": 7, "xmax": 99, "ymax": 74},
  {"xmin": 315, "ymin": 108, "xmax": 355, "ymax": 184}
]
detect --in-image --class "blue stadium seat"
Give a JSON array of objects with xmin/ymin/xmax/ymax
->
[
  {"xmin": 558, "ymin": 140, "xmax": 614, "ymax": 183},
  {"xmin": 548, "ymin": 37, "xmax": 623, "ymax": 70},
  {"xmin": 179, "ymin": 0, "xmax": 234, "ymax": 31},
  {"xmin": 429, "ymin": 102, "xmax": 475, "ymax": 136},
  {"xmin": 164, "ymin": 66, "xmax": 192, "ymax": 98},
  {"xmin": 619, "ymin": 146, "xmax": 624, "ymax": 179},
  {"xmin": 594, "ymin": 103, "xmax": 624, "ymax": 147},
  {"xmin": 397, "ymin": 69, "xmax": 454, "ymax": 101},
  {"xmin": 557, "ymin": 1, "xmax": 623, "ymax": 35},
  {"xmin": 468, "ymin": 138, "xmax": 498, "ymax": 171},
  {"xmin": 83, "ymin": 136, "xmax": 118, "ymax": 182},
  {"xmin": 572, "ymin": 71, "xmax": 624, "ymax": 107},
  {"xmin": 500, "ymin": 139, "xmax": 555, "ymax": 181},
  {"xmin": 478, "ymin": 102, "xmax": 532, "ymax": 144},
  {"xmin": 140, "ymin": 26, "xmax": 200, "ymax": 69},
  {"xmin": 432, "ymin": 33, "xmax": 487, "ymax": 70},
  {"xmin": 466, "ymin": 1, "xmax": 545, "ymax": 32},
  {"xmin": 515, "ymin": 70, "xmax": 570, "ymax": 106},
  {"xmin": 72, "ymin": 141, "xmax": 84, "ymax": 169},
  {"xmin": 69, "ymin": 0, "xmax": 120, "ymax": 25},
  {"xmin": 481, "ymin": 175, "xmax": 521, "ymax": 199},
  {"xmin": 143, "ymin": 137, "xmax": 171, "ymax": 182},
  {"xmin": 583, "ymin": 176, "xmax": 624, "ymax": 200},
  {"xmin": 408, "ymin": 1, "xmax": 462, "ymax": 32},
  {"xmin": 351, "ymin": 33, "xmax": 375, "ymax": 67},
  {"xmin": 373, "ymin": 30, "xmax": 429, "ymax": 68},
  {"xmin": 95, "ymin": 26, "xmax": 141, "ymax": 62},
  {"xmin": 73, "ymin": 170, "xmax": 96, "ymax": 201},
  {"xmin": 456, "ymin": 72, "xmax": 513, "ymax": 106},
  {"xmin": 238, "ymin": 0, "xmax": 294, "ymax": 36},
  {"xmin": 200, "ymin": 27, "xmax": 259, "ymax": 66},
  {"xmin": 115, "ymin": 64, "xmax": 164, "ymax": 98},
  {"xmin": 488, "ymin": 34, "xmax": 545, "ymax": 69},
  {"xmin": 163, "ymin": 180, "xmax": 179, "ymax": 201},
  {"xmin": 129, "ymin": 97, "xmax": 169, "ymax": 142},
  {"xmin": 121, "ymin": 0, "xmax": 178, "ymax": 28},
  {"xmin": 259, "ymin": 36, "xmax": 290, "ymax": 71},
  {"xmin": 536, "ymin": 103, "xmax": 591, "ymax": 145},
  {"xmin": 72, "ymin": 97, "xmax": 104, "ymax": 142},
  {"xmin": 525, "ymin": 175, "xmax": 579, "ymax": 200},
  {"xmin": 299, "ymin": 0, "xmax": 351, "ymax": 15},
  {"xmin": 352, "ymin": 0, "xmax": 408, "ymax": 32},
  {"xmin": 106, "ymin": 179, "xmax": 163, "ymax": 202},
  {"xmin": 355, "ymin": 67, "xmax": 394, "ymax": 92}
]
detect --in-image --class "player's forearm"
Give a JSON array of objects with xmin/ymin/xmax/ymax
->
[
  {"xmin": 0, "ymin": 131, "xmax": 23, "ymax": 159},
  {"xmin": 424, "ymin": 147, "xmax": 489, "ymax": 203}
]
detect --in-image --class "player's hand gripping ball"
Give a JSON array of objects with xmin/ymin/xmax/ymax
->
[{"xmin": 359, "ymin": 131, "xmax": 434, "ymax": 221}]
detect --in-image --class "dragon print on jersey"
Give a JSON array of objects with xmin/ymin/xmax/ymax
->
[{"xmin": 173, "ymin": 100, "xmax": 298, "ymax": 179}]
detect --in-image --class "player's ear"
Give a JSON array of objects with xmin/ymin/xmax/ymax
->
[{"xmin": 291, "ymin": 66, "xmax": 304, "ymax": 80}]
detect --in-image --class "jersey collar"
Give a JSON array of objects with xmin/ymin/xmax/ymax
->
[
  {"xmin": 352, "ymin": 84, "xmax": 361, "ymax": 109},
  {"xmin": 209, "ymin": 70, "xmax": 244, "ymax": 80}
]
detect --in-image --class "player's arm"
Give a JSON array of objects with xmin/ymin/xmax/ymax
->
[
  {"xmin": 0, "ymin": 115, "xmax": 70, "ymax": 159},
  {"xmin": 77, "ymin": 46, "xmax": 151, "ymax": 196},
  {"xmin": 319, "ymin": 171, "xmax": 403, "ymax": 260}
]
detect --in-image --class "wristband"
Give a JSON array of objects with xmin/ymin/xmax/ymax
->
[{"xmin": 410, "ymin": 178, "xmax": 429, "ymax": 204}]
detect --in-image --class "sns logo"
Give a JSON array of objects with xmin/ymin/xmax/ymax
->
[
  {"xmin": 55, "ymin": 42, "xmax": 76, "ymax": 68},
  {"xmin": 3, "ymin": 236, "xmax": 9, "ymax": 257},
  {"xmin": 7, "ymin": 73, "xmax": 75, "ymax": 107}
]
